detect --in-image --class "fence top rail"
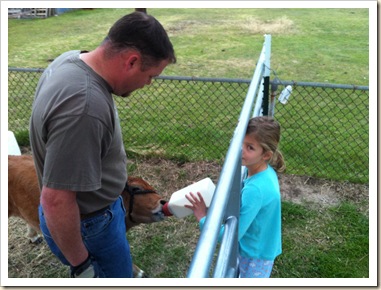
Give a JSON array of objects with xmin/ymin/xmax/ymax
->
[
  {"xmin": 276, "ymin": 80, "xmax": 369, "ymax": 91},
  {"xmin": 8, "ymin": 67, "xmax": 45, "ymax": 73},
  {"xmin": 156, "ymin": 75, "xmax": 251, "ymax": 84},
  {"xmin": 8, "ymin": 67, "xmax": 369, "ymax": 90}
]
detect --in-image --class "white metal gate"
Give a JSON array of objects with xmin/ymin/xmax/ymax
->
[{"xmin": 187, "ymin": 35, "xmax": 272, "ymax": 278}]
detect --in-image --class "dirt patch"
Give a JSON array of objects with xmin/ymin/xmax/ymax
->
[
  {"xmin": 278, "ymin": 173, "xmax": 369, "ymax": 214},
  {"xmin": 167, "ymin": 17, "xmax": 297, "ymax": 36},
  {"xmin": 17, "ymin": 147, "xmax": 370, "ymax": 208},
  {"xmin": 236, "ymin": 16, "xmax": 297, "ymax": 35},
  {"xmin": 129, "ymin": 157, "xmax": 369, "ymax": 209}
]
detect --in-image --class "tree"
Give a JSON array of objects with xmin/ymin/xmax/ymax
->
[{"xmin": 135, "ymin": 8, "xmax": 147, "ymax": 14}]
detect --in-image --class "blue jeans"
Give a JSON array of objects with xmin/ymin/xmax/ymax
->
[{"xmin": 39, "ymin": 196, "xmax": 133, "ymax": 278}]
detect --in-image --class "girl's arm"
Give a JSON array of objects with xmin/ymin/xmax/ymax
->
[{"xmin": 186, "ymin": 192, "xmax": 224, "ymax": 241}]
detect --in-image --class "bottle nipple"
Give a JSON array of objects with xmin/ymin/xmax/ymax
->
[{"xmin": 162, "ymin": 202, "xmax": 173, "ymax": 216}]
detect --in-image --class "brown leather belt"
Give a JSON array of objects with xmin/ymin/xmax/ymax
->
[{"xmin": 80, "ymin": 205, "xmax": 111, "ymax": 220}]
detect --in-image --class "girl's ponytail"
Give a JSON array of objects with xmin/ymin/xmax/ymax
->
[{"xmin": 270, "ymin": 149, "xmax": 286, "ymax": 173}]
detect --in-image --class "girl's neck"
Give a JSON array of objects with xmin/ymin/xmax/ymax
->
[{"xmin": 246, "ymin": 162, "xmax": 268, "ymax": 177}]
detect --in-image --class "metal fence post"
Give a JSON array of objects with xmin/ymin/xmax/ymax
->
[{"xmin": 187, "ymin": 35, "xmax": 272, "ymax": 278}]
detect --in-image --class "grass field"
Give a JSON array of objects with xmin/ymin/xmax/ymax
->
[
  {"xmin": 8, "ymin": 8, "xmax": 369, "ymax": 84},
  {"xmin": 6, "ymin": 8, "xmax": 371, "ymax": 282}
]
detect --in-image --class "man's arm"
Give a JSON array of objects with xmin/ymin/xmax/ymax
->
[{"xmin": 40, "ymin": 186, "xmax": 88, "ymax": 267}]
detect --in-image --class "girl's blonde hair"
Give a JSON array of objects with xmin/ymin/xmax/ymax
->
[{"xmin": 246, "ymin": 116, "xmax": 286, "ymax": 173}]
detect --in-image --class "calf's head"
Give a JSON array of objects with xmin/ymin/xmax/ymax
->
[{"xmin": 122, "ymin": 176, "xmax": 167, "ymax": 230}]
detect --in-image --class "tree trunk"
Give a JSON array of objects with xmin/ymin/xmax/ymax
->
[{"xmin": 135, "ymin": 8, "xmax": 147, "ymax": 14}]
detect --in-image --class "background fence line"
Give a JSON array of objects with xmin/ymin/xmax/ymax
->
[{"xmin": 8, "ymin": 67, "xmax": 369, "ymax": 183}]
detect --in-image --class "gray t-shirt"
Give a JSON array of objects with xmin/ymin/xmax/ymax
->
[{"xmin": 29, "ymin": 50, "xmax": 127, "ymax": 214}]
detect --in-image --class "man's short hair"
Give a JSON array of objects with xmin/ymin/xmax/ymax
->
[{"xmin": 104, "ymin": 11, "xmax": 176, "ymax": 68}]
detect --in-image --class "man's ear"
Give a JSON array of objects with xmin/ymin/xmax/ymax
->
[
  {"xmin": 122, "ymin": 51, "xmax": 141, "ymax": 70},
  {"xmin": 127, "ymin": 56, "xmax": 138, "ymax": 69}
]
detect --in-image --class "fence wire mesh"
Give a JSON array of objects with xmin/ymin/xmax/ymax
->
[{"xmin": 8, "ymin": 68, "xmax": 368, "ymax": 183}]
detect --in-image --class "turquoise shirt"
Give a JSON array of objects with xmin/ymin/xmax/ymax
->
[{"xmin": 199, "ymin": 165, "xmax": 282, "ymax": 260}]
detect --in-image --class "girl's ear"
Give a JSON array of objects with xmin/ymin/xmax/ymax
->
[{"xmin": 263, "ymin": 151, "xmax": 273, "ymax": 162}]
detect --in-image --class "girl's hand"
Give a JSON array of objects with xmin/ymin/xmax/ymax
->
[{"xmin": 185, "ymin": 192, "xmax": 207, "ymax": 222}]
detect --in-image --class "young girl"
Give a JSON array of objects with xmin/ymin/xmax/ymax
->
[{"xmin": 185, "ymin": 116, "xmax": 285, "ymax": 278}]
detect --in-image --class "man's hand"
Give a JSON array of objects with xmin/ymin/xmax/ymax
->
[{"xmin": 70, "ymin": 255, "xmax": 99, "ymax": 278}]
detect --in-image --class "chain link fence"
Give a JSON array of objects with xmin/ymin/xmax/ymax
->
[{"xmin": 8, "ymin": 68, "xmax": 368, "ymax": 183}]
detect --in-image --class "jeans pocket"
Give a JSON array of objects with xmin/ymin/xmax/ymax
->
[
  {"xmin": 81, "ymin": 209, "xmax": 114, "ymax": 240},
  {"xmin": 119, "ymin": 195, "xmax": 126, "ymax": 214},
  {"xmin": 39, "ymin": 205, "xmax": 51, "ymax": 238}
]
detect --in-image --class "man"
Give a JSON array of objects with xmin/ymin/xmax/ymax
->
[{"xmin": 29, "ymin": 11, "xmax": 176, "ymax": 278}]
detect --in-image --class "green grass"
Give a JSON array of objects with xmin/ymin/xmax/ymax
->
[
  {"xmin": 127, "ymin": 219, "xmax": 197, "ymax": 278},
  {"xmin": 8, "ymin": 8, "xmax": 369, "ymax": 84},
  {"xmin": 124, "ymin": 200, "xmax": 370, "ymax": 278},
  {"xmin": 273, "ymin": 201, "xmax": 369, "ymax": 278}
]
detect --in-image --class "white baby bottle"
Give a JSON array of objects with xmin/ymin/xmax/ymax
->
[{"xmin": 162, "ymin": 177, "xmax": 216, "ymax": 218}]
